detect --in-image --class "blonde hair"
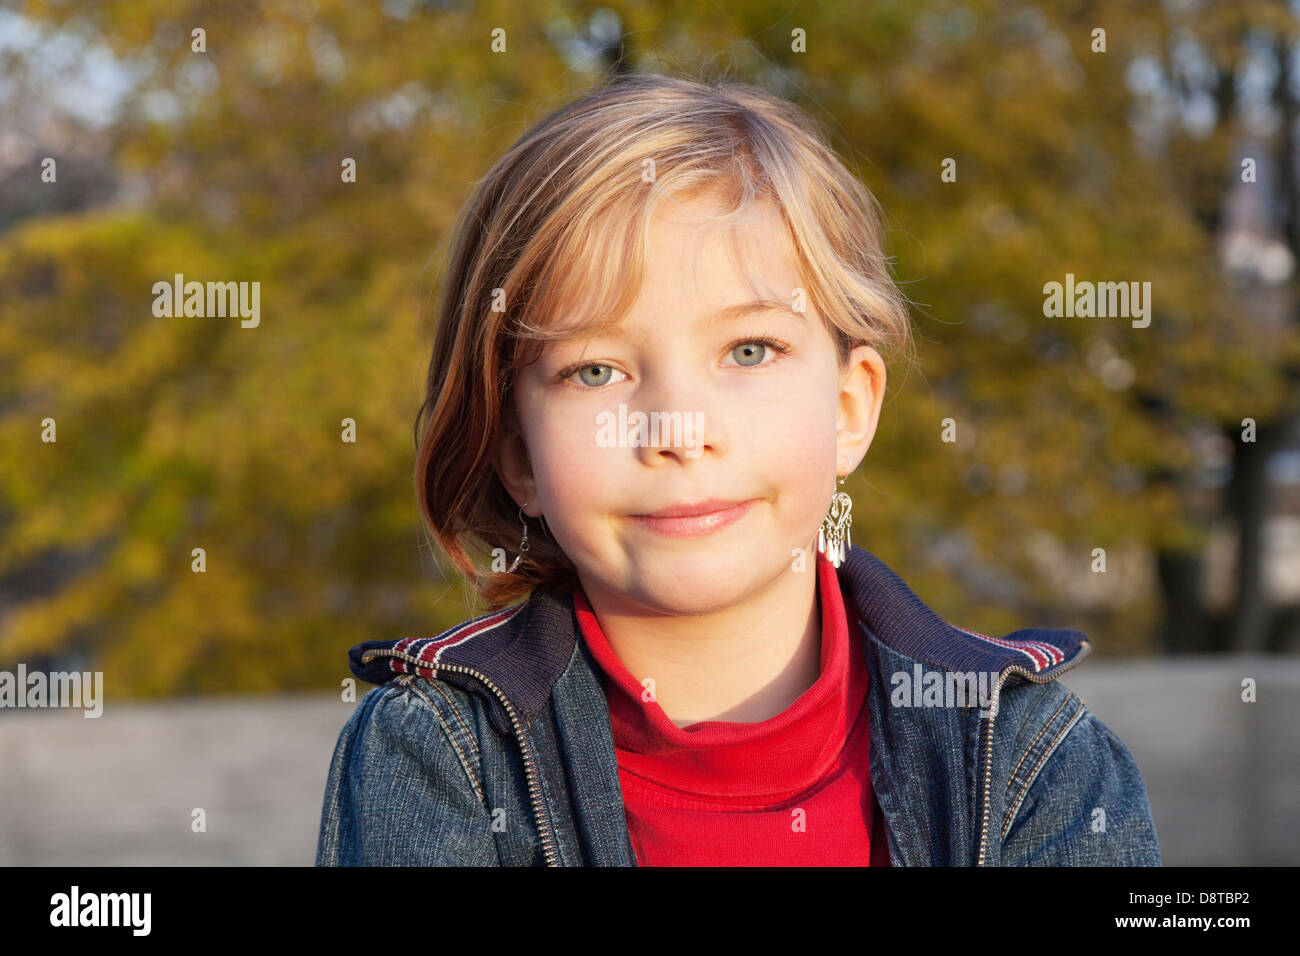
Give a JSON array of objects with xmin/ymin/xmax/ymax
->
[{"xmin": 415, "ymin": 71, "xmax": 914, "ymax": 610}]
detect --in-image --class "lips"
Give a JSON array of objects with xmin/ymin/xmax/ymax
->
[
  {"xmin": 633, "ymin": 498, "xmax": 751, "ymax": 519},
  {"xmin": 628, "ymin": 498, "xmax": 758, "ymax": 538}
]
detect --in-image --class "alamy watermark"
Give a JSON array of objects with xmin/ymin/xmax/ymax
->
[
  {"xmin": 1042, "ymin": 273, "xmax": 1151, "ymax": 328},
  {"xmin": 890, "ymin": 665, "xmax": 1000, "ymax": 718},
  {"xmin": 595, "ymin": 403, "xmax": 704, "ymax": 458},
  {"xmin": 152, "ymin": 273, "xmax": 260, "ymax": 328},
  {"xmin": 50, "ymin": 886, "xmax": 150, "ymax": 936},
  {"xmin": 0, "ymin": 664, "xmax": 103, "ymax": 717}
]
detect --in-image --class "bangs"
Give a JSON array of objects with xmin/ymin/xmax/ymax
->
[
  {"xmin": 507, "ymin": 172, "xmax": 774, "ymax": 370},
  {"xmin": 514, "ymin": 211, "xmax": 640, "ymax": 352}
]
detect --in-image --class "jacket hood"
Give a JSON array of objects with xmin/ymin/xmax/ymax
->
[{"xmin": 348, "ymin": 544, "xmax": 1091, "ymax": 734}]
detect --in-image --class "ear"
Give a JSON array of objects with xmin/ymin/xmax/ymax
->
[
  {"xmin": 836, "ymin": 344, "xmax": 886, "ymax": 476},
  {"xmin": 492, "ymin": 402, "xmax": 543, "ymax": 518}
]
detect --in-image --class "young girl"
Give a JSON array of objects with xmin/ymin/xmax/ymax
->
[{"xmin": 316, "ymin": 71, "xmax": 1160, "ymax": 866}]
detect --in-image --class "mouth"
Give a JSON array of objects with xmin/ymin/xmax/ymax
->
[{"xmin": 627, "ymin": 498, "xmax": 758, "ymax": 538}]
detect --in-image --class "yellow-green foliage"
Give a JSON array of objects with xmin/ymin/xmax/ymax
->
[{"xmin": 3, "ymin": 0, "xmax": 1295, "ymax": 696}]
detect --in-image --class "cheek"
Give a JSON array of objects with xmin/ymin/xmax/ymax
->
[
  {"xmin": 746, "ymin": 383, "xmax": 836, "ymax": 459},
  {"xmin": 527, "ymin": 414, "xmax": 612, "ymax": 515},
  {"xmin": 741, "ymin": 388, "xmax": 839, "ymax": 515}
]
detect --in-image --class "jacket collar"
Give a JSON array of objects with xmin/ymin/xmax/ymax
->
[{"xmin": 348, "ymin": 544, "xmax": 1090, "ymax": 723}]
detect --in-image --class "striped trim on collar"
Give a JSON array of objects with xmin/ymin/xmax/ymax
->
[
  {"xmin": 950, "ymin": 625, "xmax": 1066, "ymax": 672},
  {"xmin": 349, "ymin": 586, "xmax": 576, "ymax": 722},
  {"xmin": 387, "ymin": 603, "xmax": 526, "ymax": 675}
]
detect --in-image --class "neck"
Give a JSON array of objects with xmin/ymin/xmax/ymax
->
[{"xmin": 578, "ymin": 558, "xmax": 823, "ymax": 725}]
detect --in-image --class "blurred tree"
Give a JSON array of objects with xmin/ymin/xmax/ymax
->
[{"xmin": 2, "ymin": 0, "xmax": 1298, "ymax": 700}]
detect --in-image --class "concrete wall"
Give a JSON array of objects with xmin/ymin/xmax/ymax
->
[
  {"xmin": 1059, "ymin": 656, "xmax": 1300, "ymax": 866},
  {"xmin": 0, "ymin": 655, "xmax": 1295, "ymax": 865}
]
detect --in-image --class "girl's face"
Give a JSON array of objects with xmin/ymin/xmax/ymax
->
[{"xmin": 496, "ymin": 188, "xmax": 885, "ymax": 616}]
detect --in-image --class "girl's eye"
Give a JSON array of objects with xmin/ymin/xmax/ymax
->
[
  {"xmin": 565, "ymin": 364, "xmax": 627, "ymax": 388},
  {"xmin": 727, "ymin": 336, "xmax": 792, "ymax": 368},
  {"xmin": 731, "ymin": 343, "xmax": 765, "ymax": 367}
]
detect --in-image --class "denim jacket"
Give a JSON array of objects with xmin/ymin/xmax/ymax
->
[{"xmin": 315, "ymin": 544, "xmax": 1161, "ymax": 866}]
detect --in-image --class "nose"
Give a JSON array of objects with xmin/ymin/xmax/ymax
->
[{"xmin": 632, "ymin": 368, "xmax": 725, "ymax": 468}]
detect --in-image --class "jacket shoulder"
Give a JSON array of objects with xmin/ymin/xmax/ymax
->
[
  {"xmin": 332, "ymin": 678, "xmax": 490, "ymax": 802},
  {"xmin": 316, "ymin": 677, "xmax": 499, "ymax": 866},
  {"xmin": 995, "ymin": 683, "xmax": 1161, "ymax": 865}
]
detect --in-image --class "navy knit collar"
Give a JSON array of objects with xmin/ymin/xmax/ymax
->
[{"xmin": 348, "ymin": 544, "xmax": 1090, "ymax": 724}]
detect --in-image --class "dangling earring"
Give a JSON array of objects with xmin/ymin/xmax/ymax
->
[
  {"xmin": 816, "ymin": 476, "xmax": 853, "ymax": 568},
  {"xmin": 508, "ymin": 504, "xmax": 530, "ymax": 573}
]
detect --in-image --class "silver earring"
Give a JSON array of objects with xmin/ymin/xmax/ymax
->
[
  {"xmin": 817, "ymin": 476, "xmax": 852, "ymax": 568},
  {"xmin": 508, "ymin": 505, "xmax": 530, "ymax": 573}
]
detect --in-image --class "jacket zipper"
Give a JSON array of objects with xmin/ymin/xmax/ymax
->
[
  {"xmin": 360, "ymin": 649, "xmax": 561, "ymax": 867},
  {"xmin": 975, "ymin": 643, "xmax": 1091, "ymax": 866}
]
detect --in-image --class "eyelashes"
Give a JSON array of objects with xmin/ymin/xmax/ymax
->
[{"xmin": 556, "ymin": 335, "xmax": 794, "ymax": 389}]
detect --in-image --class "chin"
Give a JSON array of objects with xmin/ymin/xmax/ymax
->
[
  {"xmin": 645, "ymin": 587, "xmax": 743, "ymax": 616},
  {"xmin": 638, "ymin": 563, "xmax": 757, "ymax": 607}
]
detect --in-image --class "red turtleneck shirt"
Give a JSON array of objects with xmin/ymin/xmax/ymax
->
[{"xmin": 572, "ymin": 549, "xmax": 891, "ymax": 867}]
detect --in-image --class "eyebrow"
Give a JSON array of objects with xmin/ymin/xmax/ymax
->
[{"xmin": 712, "ymin": 298, "xmax": 807, "ymax": 324}]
